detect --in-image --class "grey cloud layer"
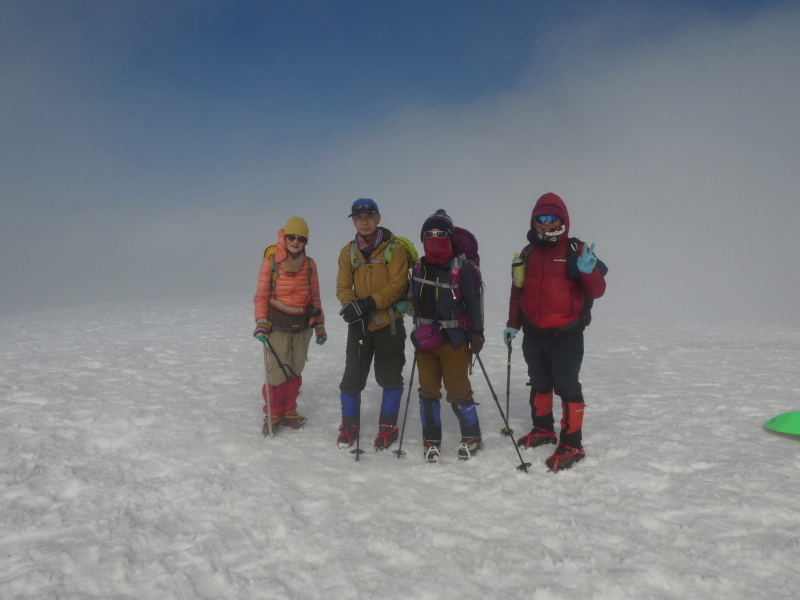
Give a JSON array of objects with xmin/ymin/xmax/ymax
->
[{"xmin": 2, "ymin": 4, "xmax": 798, "ymax": 327}]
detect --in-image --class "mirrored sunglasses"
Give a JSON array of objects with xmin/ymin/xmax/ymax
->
[
  {"xmin": 535, "ymin": 215, "xmax": 560, "ymax": 224},
  {"xmin": 423, "ymin": 230, "xmax": 449, "ymax": 238},
  {"xmin": 285, "ymin": 234, "xmax": 307, "ymax": 243}
]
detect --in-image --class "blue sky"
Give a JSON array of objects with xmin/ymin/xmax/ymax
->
[{"xmin": 2, "ymin": 0, "xmax": 799, "ymax": 324}]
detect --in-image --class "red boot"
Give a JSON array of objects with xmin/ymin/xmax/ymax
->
[
  {"xmin": 516, "ymin": 428, "xmax": 557, "ymax": 449},
  {"xmin": 261, "ymin": 383, "xmax": 287, "ymax": 421},
  {"xmin": 281, "ymin": 377, "xmax": 307, "ymax": 429},
  {"xmin": 373, "ymin": 424, "xmax": 398, "ymax": 450},
  {"xmin": 546, "ymin": 444, "xmax": 585, "ymax": 472},
  {"xmin": 337, "ymin": 419, "xmax": 359, "ymax": 448},
  {"xmin": 517, "ymin": 390, "xmax": 557, "ymax": 448}
]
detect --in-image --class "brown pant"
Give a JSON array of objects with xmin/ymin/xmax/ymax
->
[
  {"xmin": 416, "ymin": 342, "xmax": 473, "ymax": 403},
  {"xmin": 265, "ymin": 329, "xmax": 313, "ymax": 386}
]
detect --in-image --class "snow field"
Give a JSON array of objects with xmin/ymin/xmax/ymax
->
[{"xmin": 1, "ymin": 297, "xmax": 799, "ymax": 599}]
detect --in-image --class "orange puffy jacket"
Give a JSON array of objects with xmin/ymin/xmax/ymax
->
[{"xmin": 253, "ymin": 229, "xmax": 325, "ymax": 327}]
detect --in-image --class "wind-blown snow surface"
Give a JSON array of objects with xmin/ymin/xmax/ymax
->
[{"xmin": 1, "ymin": 297, "xmax": 799, "ymax": 600}]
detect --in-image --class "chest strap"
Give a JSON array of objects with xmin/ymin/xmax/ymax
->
[{"xmin": 415, "ymin": 317, "xmax": 462, "ymax": 330}]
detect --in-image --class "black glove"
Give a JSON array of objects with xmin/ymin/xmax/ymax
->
[{"xmin": 339, "ymin": 296, "xmax": 376, "ymax": 324}]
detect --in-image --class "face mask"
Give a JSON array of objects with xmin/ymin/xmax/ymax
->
[
  {"xmin": 423, "ymin": 236, "xmax": 452, "ymax": 265},
  {"xmin": 539, "ymin": 224, "xmax": 565, "ymax": 242}
]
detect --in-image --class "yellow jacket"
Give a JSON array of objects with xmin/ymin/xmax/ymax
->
[{"xmin": 336, "ymin": 228, "xmax": 409, "ymax": 332}]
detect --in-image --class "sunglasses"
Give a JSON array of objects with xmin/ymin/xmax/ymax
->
[
  {"xmin": 351, "ymin": 205, "xmax": 378, "ymax": 215},
  {"xmin": 423, "ymin": 230, "xmax": 449, "ymax": 238},
  {"xmin": 534, "ymin": 215, "xmax": 561, "ymax": 224},
  {"xmin": 285, "ymin": 234, "xmax": 307, "ymax": 244}
]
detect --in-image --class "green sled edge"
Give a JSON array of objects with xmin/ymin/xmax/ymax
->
[{"xmin": 765, "ymin": 411, "xmax": 800, "ymax": 435}]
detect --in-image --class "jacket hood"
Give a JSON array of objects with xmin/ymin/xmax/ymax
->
[
  {"xmin": 275, "ymin": 229, "xmax": 289, "ymax": 263},
  {"xmin": 530, "ymin": 193, "xmax": 570, "ymax": 238},
  {"xmin": 275, "ymin": 229, "xmax": 306, "ymax": 265}
]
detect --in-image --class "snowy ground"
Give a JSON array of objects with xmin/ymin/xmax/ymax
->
[{"xmin": 1, "ymin": 296, "xmax": 799, "ymax": 600}]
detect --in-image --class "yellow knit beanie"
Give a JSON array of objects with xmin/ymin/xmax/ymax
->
[{"xmin": 283, "ymin": 217, "xmax": 309, "ymax": 240}]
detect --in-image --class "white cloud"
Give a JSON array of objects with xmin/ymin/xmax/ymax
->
[{"xmin": 2, "ymin": 3, "xmax": 799, "ymax": 327}]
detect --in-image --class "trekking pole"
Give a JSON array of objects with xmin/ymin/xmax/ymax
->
[
  {"xmin": 393, "ymin": 350, "xmax": 418, "ymax": 458},
  {"xmin": 475, "ymin": 354, "xmax": 531, "ymax": 473},
  {"xmin": 500, "ymin": 343, "xmax": 514, "ymax": 437},
  {"xmin": 350, "ymin": 326, "xmax": 366, "ymax": 461},
  {"xmin": 263, "ymin": 337, "xmax": 299, "ymax": 382},
  {"xmin": 262, "ymin": 344, "xmax": 274, "ymax": 437}
]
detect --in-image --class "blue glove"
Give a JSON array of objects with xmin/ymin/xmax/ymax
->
[
  {"xmin": 503, "ymin": 327, "xmax": 518, "ymax": 345},
  {"xmin": 394, "ymin": 299, "xmax": 409, "ymax": 313},
  {"xmin": 576, "ymin": 243, "xmax": 597, "ymax": 274},
  {"xmin": 315, "ymin": 325, "xmax": 327, "ymax": 345}
]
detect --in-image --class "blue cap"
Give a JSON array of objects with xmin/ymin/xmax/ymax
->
[{"xmin": 348, "ymin": 198, "xmax": 379, "ymax": 217}]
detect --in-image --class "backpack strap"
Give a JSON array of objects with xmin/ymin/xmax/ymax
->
[
  {"xmin": 411, "ymin": 277, "xmax": 459, "ymax": 290},
  {"xmin": 413, "ymin": 256, "xmax": 462, "ymax": 291},
  {"xmin": 412, "ymin": 257, "xmax": 471, "ymax": 330},
  {"xmin": 566, "ymin": 238, "xmax": 593, "ymax": 326},
  {"xmin": 270, "ymin": 254, "xmax": 279, "ymax": 283},
  {"xmin": 268, "ymin": 250, "xmax": 314, "ymax": 284},
  {"xmin": 350, "ymin": 239, "xmax": 398, "ymax": 272},
  {"xmin": 567, "ymin": 237, "xmax": 582, "ymax": 257},
  {"xmin": 349, "ymin": 239, "xmax": 403, "ymax": 333},
  {"xmin": 415, "ymin": 316, "xmax": 464, "ymax": 329},
  {"xmin": 521, "ymin": 244, "xmax": 532, "ymax": 266}
]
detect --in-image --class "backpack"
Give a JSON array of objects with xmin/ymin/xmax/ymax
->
[
  {"xmin": 520, "ymin": 237, "xmax": 594, "ymax": 327},
  {"xmin": 410, "ymin": 226, "xmax": 484, "ymax": 330},
  {"xmin": 452, "ymin": 226, "xmax": 483, "ymax": 300},
  {"xmin": 348, "ymin": 236, "xmax": 419, "ymax": 335}
]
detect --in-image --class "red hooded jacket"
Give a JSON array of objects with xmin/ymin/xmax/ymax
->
[{"xmin": 507, "ymin": 193, "xmax": 606, "ymax": 331}]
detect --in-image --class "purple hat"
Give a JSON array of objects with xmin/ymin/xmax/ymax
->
[{"xmin": 532, "ymin": 203, "xmax": 565, "ymax": 220}]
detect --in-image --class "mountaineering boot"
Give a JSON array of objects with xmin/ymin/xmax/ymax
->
[
  {"xmin": 373, "ymin": 388, "xmax": 402, "ymax": 450},
  {"xmin": 546, "ymin": 444, "xmax": 585, "ymax": 472},
  {"xmin": 280, "ymin": 376, "xmax": 306, "ymax": 429},
  {"xmin": 452, "ymin": 400, "xmax": 482, "ymax": 460},
  {"xmin": 374, "ymin": 424, "xmax": 398, "ymax": 450},
  {"xmin": 338, "ymin": 393, "xmax": 360, "ymax": 447},
  {"xmin": 337, "ymin": 423, "xmax": 359, "ymax": 448},
  {"xmin": 281, "ymin": 410, "xmax": 308, "ymax": 430},
  {"xmin": 457, "ymin": 435, "xmax": 483, "ymax": 460},
  {"xmin": 419, "ymin": 396, "xmax": 442, "ymax": 462},
  {"xmin": 516, "ymin": 427, "xmax": 557, "ymax": 449},
  {"xmin": 262, "ymin": 414, "xmax": 281, "ymax": 437},
  {"xmin": 423, "ymin": 439, "xmax": 441, "ymax": 463},
  {"xmin": 337, "ymin": 415, "xmax": 360, "ymax": 448}
]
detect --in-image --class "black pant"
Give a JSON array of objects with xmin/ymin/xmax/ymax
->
[
  {"xmin": 339, "ymin": 320, "xmax": 407, "ymax": 395},
  {"xmin": 521, "ymin": 330, "xmax": 584, "ymax": 397}
]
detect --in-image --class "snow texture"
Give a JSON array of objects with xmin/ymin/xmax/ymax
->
[{"xmin": 1, "ymin": 297, "xmax": 799, "ymax": 599}]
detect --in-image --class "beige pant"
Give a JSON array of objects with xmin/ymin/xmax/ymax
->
[{"xmin": 265, "ymin": 329, "xmax": 313, "ymax": 386}]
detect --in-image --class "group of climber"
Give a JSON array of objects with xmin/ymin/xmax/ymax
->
[{"xmin": 252, "ymin": 193, "xmax": 607, "ymax": 471}]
